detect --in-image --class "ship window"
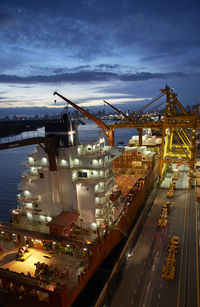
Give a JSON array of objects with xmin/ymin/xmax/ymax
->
[
  {"xmin": 59, "ymin": 150, "xmax": 65, "ymax": 156},
  {"xmin": 39, "ymin": 173, "xmax": 44, "ymax": 179},
  {"xmin": 59, "ymin": 140, "xmax": 65, "ymax": 147},
  {"xmin": 88, "ymin": 147, "xmax": 91, "ymax": 150},
  {"xmin": 78, "ymin": 171, "xmax": 87, "ymax": 178}
]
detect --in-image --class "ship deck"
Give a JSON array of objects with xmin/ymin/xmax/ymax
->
[{"xmin": 0, "ymin": 238, "xmax": 83, "ymax": 292}]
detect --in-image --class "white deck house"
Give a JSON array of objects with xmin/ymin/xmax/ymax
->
[{"xmin": 17, "ymin": 121, "xmax": 122, "ymax": 230}]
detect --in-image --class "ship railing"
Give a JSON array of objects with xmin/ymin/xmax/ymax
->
[
  {"xmin": 17, "ymin": 194, "xmax": 39, "ymax": 203},
  {"xmin": 21, "ymin": 170, "xmax": 39, "ymax": 179},
  {"xmin": 95, "ymin": 200, "xmax": 108, "ymax": 208},
  {"xmin": 80, "ymin": 151, "xmax": 107, "ymax": 158},
  {"xmin": 29, "ymin": 150, "xmax": 39, "ymax": 157},
  {"xmin": 96, "ymin": 215, "xmax": 104, "ymax": 220},
  {"xmin": 70, "ymin": 165, "xmax": 107, "ymax": 170},
  {"xmin": 22, "ymin": 160, "xmax": 44, "ymax": 168},
  {"xmin": 24, "ymin": 207, "xmax": 42, "ymax": 213},
  {"xmin": 0, "ymin": 130, "xmax": 45, "ymax": 144}
]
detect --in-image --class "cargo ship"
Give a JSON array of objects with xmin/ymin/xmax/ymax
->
[{"xmin": 0, "ymin": 118, "xmax": 158, "ymax": 307}]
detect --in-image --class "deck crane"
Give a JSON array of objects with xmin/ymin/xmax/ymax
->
[
  {"xmin": 103, "ymin": 99, "xmax": 144, "ymax": 146},
  {"xmin": 103, "ymin": 100, "xmax": 134, "ymax": 122},
  {"xmin": 53, "ymin": 92, "xmax": 115, "ymax": 146}
]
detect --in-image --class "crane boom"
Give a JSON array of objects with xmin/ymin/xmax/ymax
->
[
  {"xmin": 103, "ymin": 100, "xmax": 134, "ymax": 122},
  {"xmin": 132, "ymin": 94, "xmax": 165, "ymax": 117},
  {"xmin": 53, "ymin": 92, "xmax": 114, "ymax": 146}
]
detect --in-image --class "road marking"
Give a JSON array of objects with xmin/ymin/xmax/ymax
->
[
  {"xmin": 158, "ymin": 293, "xmax": 161, "ymax": 299},
  {"xmin": 156, "ymin": 250, "xmax": 159, "ymax": 257},
  {"xmin": 160, "ymin": 283, "xmax": 163, "ymax": 288},
  {"xmin": 177, "ymin": 184, "xmax": 189, "ymax": 307},
  {"xmin": 152, "ymin": 264, "xmax": 155, "ymax": 271},
  {"xmin": 198, "ymin": 222, "xmax": 200, "ymax": 230},
  {"xmin": 147, "ymin": 281, "xmax": 151, "ymax": 289}
]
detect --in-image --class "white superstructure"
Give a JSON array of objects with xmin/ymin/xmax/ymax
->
[{"xmin": 17, "ymin": 120, "xmax": 122, "ymax": 231}]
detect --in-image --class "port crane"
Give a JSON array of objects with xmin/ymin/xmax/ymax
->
[
  {"xmin": 106, "ymin": 85, "xmax": 200, "ymax": 184},
  {"xmin": 53, "ymin": 92, "xmax": 115, "ymax": 146},
  {"xmin": 103, "ymin": 99, "xmax": 143, "ymax": 146},
  {"xmin": 54, "ymin": 86, "xmax": 200, "ymax": 183}
]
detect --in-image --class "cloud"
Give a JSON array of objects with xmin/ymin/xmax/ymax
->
[
  {"xmin": 95, "ymin": 64, "xmax": 120, "ymax": 71},
  {"xmin": 0, "ymin": 0, "xmax": 199, "ymax": 91},
  {"xmin": 0, "ymin": 70, "xmax": 189, "ymax": 84}
]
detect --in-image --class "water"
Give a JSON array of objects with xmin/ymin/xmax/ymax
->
[{"xmin": 0, "ymin": 121, "xmax": 137, "ymax": 222}]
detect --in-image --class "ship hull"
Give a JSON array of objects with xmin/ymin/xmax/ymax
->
[
  {"xmin": 66, "ymin": 161, "xmax": 159, "ymax": 307},
  {"xmin": 0, "ymin": 162, "xmax": 158, "ymax": 307}
]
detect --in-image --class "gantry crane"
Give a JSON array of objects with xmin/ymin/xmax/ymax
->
[{"xmin": 107, "ymin": 85, "xmax": 200, "ymax": 185}]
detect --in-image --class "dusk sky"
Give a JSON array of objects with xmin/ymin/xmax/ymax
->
[{"xmin": 0, "ymin": 0, "xmax": 200, "ymax": 114}]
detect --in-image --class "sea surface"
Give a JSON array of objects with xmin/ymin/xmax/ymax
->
[{"xmin": 0, "ymin": 120, "xmax": 137, "ymax": 222}]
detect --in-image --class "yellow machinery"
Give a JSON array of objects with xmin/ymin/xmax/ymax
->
[
  {"xmin": 54, "ymin": 85, "xmax": 200, "ymax": 185},
  {"xmin": 106, "ymin": 85, "xmax": 199, "ymax": 185},
  {"xmin": 162, "ymin": 235, "xmax": 179, "ymax": 280},
  {"xmin": 167, "ymin": 182, "xmax": 176, "ymax": 198}
]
